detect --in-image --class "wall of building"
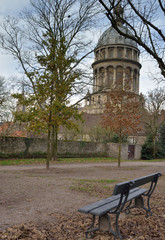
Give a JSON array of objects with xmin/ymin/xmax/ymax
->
[{"xmin": 0, "ymin": 136, "xmax": 142, "ymax": 159}]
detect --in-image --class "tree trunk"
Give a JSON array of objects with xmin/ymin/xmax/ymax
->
[
  {"xmin": 51, "ymin": 126, "xmax": 58, "ymax": 161},
  {"xmin": 153, "ymin": 135, "xmax": 156, "ymax": 159},
  {"xmin": 118, "ymin": 134, "xmax": 122, "ymax": 167},
  {"xmin": 47, "ymin": 125, "xmax": 51, "ymax": 169},
  {"xmin": 51, "ymin": 128, "xmax": 55, "ymax": 161}
]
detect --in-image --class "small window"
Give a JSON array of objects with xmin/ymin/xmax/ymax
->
[
  {"xmin": 116, "ymin": 66, "xmax": 123, "ymax": 88},
  {"xmin": 133, "ymin": 70, "xmax": 138, "ymax": 92},
  {"xmin": 134, "ymin": 51, "xmax": 137, "ymax": 61},
  {"xmin": 107, "ymin": 66, "xmax": 113, "ymax": 87},
  {"xmin": 117, "ymin": 48, "xmax": 123, "ymax": 58},
  {"xmin": 98, "ymin": 95, "xmax": 101, "ymax": 104},
  {"xmin": 108, "ymin": 47, "xmax": 114, "ymax": 58},
  {"xmin": 100, "ymin": 48, "xmax": 105, "ymax": 59},
  {"xmin": 125, "ymin": 67, "xmax": 132, "ymax": 91},
  {"xmin": 96, "ymin": 51, "xmax": 99, "ymax": 60},
  {"xmin": 126, "ymin": 48, "xmax": 132, "ymax": 59}
]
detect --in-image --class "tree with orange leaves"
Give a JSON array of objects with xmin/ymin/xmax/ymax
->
[{"xmin": 102, "ymin": 90, "xmax": 141, "ymax": 167}]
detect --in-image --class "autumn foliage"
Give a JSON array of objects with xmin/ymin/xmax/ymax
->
[{"xmin": 102, "ymin": 89, "xmax": 141, "ymax": 166}]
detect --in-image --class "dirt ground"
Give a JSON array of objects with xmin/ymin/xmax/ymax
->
[{"xmin": 0, "ymin": 161, "xmax": 165, "ymax": 239}]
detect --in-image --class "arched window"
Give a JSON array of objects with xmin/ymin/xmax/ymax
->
[
  {"xmin": 93, "ymin": 69, "xmax": 97, "ymax": 92},
  {"xmin": 126, "ymin": 48, "xmax": 132, "ymax": 59},
  {"xmin": 117, "ymin": 47, "xmax": 123, "ymax": 58},
  {"xmin": 133, "ymin": 69, "xmax": 138, "ymax": 92},
  {"xmin": 107, "ymin": 66, "xmax": 113, "ymax": 88},
  {"xmin": 98, "ymin": 95, "xmax": 101, "ymax": 104},
  {"xmin": 96, "ymin": 51, "xmax": 99, "ymax": 60},
  {"xmin": 99, "ymin": 67, "xmax": 105, "ymax": 90},
  {"xmin": 108, "ymin": 47, "xmax": 114, "ymax": 58},
  {"xmin": 125, "ymin": 67, "xmax": 132, "ymax": 91},
  {"xmin": 116, "ymin": 66, "xmax": 123, "ymax": 88},
  {"xmin": 100, "ymin": 48, "xmax": 105, "ymax": 59},
  {"xmin": 134, "ymin": 50, "xmax": 137, "ymax": 61}
]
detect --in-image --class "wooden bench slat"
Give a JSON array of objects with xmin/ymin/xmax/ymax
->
[
  {"xmin": 113, "ymin": 172, "xmax": 161, "ymax": 195},
  {"xmin": 90, "ymin": 188, "xmax": 147, "ymax": 216},
  {"xmin": 78, "ymin": 187, "xmax": 143, "ymax": 214}
]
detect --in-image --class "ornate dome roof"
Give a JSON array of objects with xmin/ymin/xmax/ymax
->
[{"xmin": 96, "ymin": 26, "xmax": 137, "ymax": 49}]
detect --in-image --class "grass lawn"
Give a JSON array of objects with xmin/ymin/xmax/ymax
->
[{"xmin": 0, "ymin": 157, "xmax": 165, "ymax": 166}]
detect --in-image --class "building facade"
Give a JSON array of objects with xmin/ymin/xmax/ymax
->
[{"xmin": 83, "ymin": 25, "xmax": 142, "ymax": 114}]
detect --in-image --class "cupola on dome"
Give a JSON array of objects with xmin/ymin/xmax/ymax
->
[{"xmin": 96, "ymin": 26, "xmax": 137, "ymax": 49}]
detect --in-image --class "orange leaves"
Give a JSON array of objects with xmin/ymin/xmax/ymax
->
[{"xmin": 102, "ymin": 90, "xmax": 141, "ymax": 136}]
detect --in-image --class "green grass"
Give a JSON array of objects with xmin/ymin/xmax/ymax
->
[
  {"xmin": 69, "ymin": 178, "xmax": 117, "ymax": 197},
  {"xmin": 74, "ymin": 179, "xmax": 117, "ymax": 184},
  {"xmin": 0, "ymin": 157, "xmax": 118, "ymax": 166},
  {"xmin": 58, "ymin": 157, "xmax": 118, "ymax": 163},
  {"xmin": 0, "ymin": 158, "xmax": 46, "ymax": 166},
  {"xmin": 0, "ymin": 157, "xmax": 165, "ymax": 166}
]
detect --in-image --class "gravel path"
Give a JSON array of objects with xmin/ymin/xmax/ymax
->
[{"xmin": 0, "ymin": 161, "xmax": 164, "ymax": 232}]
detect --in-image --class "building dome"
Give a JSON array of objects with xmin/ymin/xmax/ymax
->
[{"xmin": 96, "ymin": 26, "xmax": 137, "ymax": 49}]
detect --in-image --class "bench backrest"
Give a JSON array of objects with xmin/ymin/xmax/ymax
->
[{"xmin": 113, "ymin": 172, "xmax": 161, "ymax": 195}]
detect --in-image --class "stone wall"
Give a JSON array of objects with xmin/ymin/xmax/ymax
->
[{"xmin": 0, "ymin": 136, "xmax": 142, "ymax": 159}]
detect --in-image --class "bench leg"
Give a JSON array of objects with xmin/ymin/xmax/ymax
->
[
  {"xmin": 125, "ymin": 197, "xmax": 144, "ymax": 213},
  {"xmin": 99, "ymin": 213, "xmax": 122, "ymax": 240},
  {"xmin": 125, "ymin": 200, "xmax": 133, "ymax": 214},
  {"xmin": 142, "ymin": 195, "xmax": 152, "ymax": 217},
  {"xmin": 114, "ymin": 213, "xmax": 122, "ymax": 240},
  {"xmin": 125, "ymin": 196, "xmax": 152, "ymax": 217},
  {"xmin": 85, "ymin": 215, "xmax": 99, "ymax": 239},
  {"xmin": 86, "ymin": 214, "xmax": 122, "ymax": 239},
  {"xmin": 100, "ymin": 213, "xmax": 122, "ymax": 240}
]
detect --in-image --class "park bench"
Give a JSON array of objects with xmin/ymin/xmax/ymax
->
[{"xmin": 78, "ymin": 172, "xmax": 161, "ymax": 240}]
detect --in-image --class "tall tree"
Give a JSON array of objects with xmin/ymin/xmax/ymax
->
[
  {"xmin": 98, "ymin": 0, "xmax": 165, "ymax": 80},
  {"xmin": 141, "ymin": 88, "xmax": 165, "ymax": 158},
  {"xmin": 0, "ymin": 77, "xmax": 11, "ymax": 123},
  {"xmin": 0, "ymin": 0, "xmax": 99, "ymax": 168},
  {"xmin": 101, "ymin": 89, "xmax": 141, "ymax": 167}
]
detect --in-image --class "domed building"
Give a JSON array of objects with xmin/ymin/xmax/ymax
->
[{"xmin": 82, "ymin": 23, "xmax": 141, "ymax": 114}]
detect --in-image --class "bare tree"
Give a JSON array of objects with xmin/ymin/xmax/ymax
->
[
  {"xmin": 98, "ymin": 0, "xmax": 165, "ymax": 80},
  {"xmin": 0, "ymin": 77, "xmax": 12, "ymax": 123},
  {"xmin": 142, "ymin": 88, "xmax": 165, "ymax": 158},
  {"xmin": 0, "ymin": 0, "xmax": 101, "ymax": 168},
  {"xmin": 0, "ymin": 0, "xmax": 99, "ymax": 94}
]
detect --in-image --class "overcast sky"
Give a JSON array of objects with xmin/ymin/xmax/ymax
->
[{"xmin": 0, "ymin": 0, "xmax": 164, "ymax": 96}]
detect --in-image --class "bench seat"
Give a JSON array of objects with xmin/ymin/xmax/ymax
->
[{"xmin": 79, "ymin": 187, "xmax": 147, "ymax": 216}]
